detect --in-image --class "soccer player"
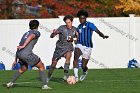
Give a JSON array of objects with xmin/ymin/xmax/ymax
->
[
  {"xmin": 73, "ymin": 9, "xmax": 109, "ymax": 82},
  {"xmin": 6, "ymin": 20, "xmax": 51, "ymax": 89},
  {"xmin": 47, "ymin": 15, "xmax": 78, "ymax": 82}
]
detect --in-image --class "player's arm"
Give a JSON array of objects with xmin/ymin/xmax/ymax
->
[
  {"xmin": 90, "ymin": 22, "xmax": 109, "ymax": 39},
  {"xmin": 50, "ymin": 29, "xmax": 59, "ymax": 38},
  {"xmin": 95, "ymin": 29, "xmax": 109, "ymax": 39},
  {"xmin": 17, "ymin": 34, "xmax": 35, "ymax": 50},
  {"xmin": 73, "ymin": 31, "xmax": 78, "ymax": 44}
]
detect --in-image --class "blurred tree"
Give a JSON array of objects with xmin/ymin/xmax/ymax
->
[{"xmin": 115, "ymin": 0, "xmax": 140, "ymax": 16}]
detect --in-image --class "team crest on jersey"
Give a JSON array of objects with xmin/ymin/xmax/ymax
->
[
  {"xmin": 83, "ymin": 25, "xmax": 86, "ymax": 28},
  {"xmin": 79, "ymin": 29, "xmax": 82, "ymax": 33},
  {"xmin": 73, "ymin": 31, "xmax": 76, "ymax": 35}
]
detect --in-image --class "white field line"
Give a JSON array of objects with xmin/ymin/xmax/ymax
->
[
  {"xmin": 85, "ymin": 79, "xmax": 140, "ymax": 83},
  {"xmin": 1, "ymin": 79, "xmax": 140, "ymax": 85}
]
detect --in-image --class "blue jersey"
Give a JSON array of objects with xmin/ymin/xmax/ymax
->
[{"xmin": 77, "ymin": 21, "xmax": 97, "ymax": 48}]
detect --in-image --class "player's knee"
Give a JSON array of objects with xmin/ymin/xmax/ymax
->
[
  {"xmin": 19, "ymin": 68, "xmax": 27, "ymax": 73},
  {"xmin": 37, "ymin": 62, "xmax": 44, "ymax": 67},
  {"xmin": 41, "ymin": 62, "xmax": 45, "ymax": 67}
]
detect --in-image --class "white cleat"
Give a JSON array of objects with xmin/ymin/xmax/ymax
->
[
  {"xmin": 6, "ymin": 82, "xmax": 13, "ymax": 88},
  {"xmin": 80, "ymin": 72, "xmax": 88, "ymax": 81},
  {"xmin": 42, "ymin": 85, "xmax": 52, "ymax": 89},
  {"xmin": 75, "ymin": 77, "xmax": 79, "ymax": 83}
]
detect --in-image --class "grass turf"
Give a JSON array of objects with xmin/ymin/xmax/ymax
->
[{"xmin": 0, "ymin": 68, "xmax": 140, "ymax": 93}]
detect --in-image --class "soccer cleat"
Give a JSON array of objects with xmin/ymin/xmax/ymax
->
[
  {"xmin": 75, "ymin": 77, "xmax": 79, "ymax": 82},
  {"xmin": 80, "ymin": 71, "xmax": 88, "ymax": 81},
  {"xmin": 6, "ymin": 82, "xmax": 13, "ymax": 88},
  {"xmin": 63, "ymin": 74, "xmax": 68, "ymax": 81},
  {"xmin": 42, "ymin": 85, "xmax": 52, "ymax": 89}
]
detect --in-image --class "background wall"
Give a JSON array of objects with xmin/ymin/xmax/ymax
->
[{"xmin": 0, "ymin": 15, "xmax": 140, "ymax": 70}]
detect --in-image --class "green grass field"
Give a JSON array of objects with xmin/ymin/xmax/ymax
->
[{"xmin": 0, "ymin": 69, "xmax": 140, "ymax": 93}]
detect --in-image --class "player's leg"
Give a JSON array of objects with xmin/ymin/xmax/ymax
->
[
  {"xmin": 63, "ymin": 51, "xmax": 72, "ymax": 80},
  {"xmin": 82, "ymin": 58, "xmax": 89, "ymax": 72},
  {"xmin": 79, "ymin": 58, "xmax": 88, "ymax": 81},
  {"xmin": 80, "ymin": 47, "xmax": 92, "ymax": 81},
  {"xmin": 7, "ymin": 62, "xmax": 28, "ymax": 88},
  {"xmin": 47, "ymin": 58, "xmax": 58, "ymax": 82},
  {"xmin": 73, "ymin": 47, "xmax": 82, "ymax": 82},
  {"xmin": 47, "ymin": 49, "xmax": 59, "ymax": 82},
  {"xmin": 35, "ymin": 60, "xmax": 51, "ymax": 89},
  {"xmin": 24, "ymin": 53, "xmax": 51, "ymax": 89}
]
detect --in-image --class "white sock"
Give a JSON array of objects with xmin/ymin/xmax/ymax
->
[{"xmin": 74, "ymin": 68, "xmax": 79, "ymax": 78}]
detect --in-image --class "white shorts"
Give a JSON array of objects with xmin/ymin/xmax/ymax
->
[{"xmin": 75, "ymin": 44, "xmax": 92, "ymax": 59}]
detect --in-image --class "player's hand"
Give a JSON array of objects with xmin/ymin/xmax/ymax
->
[
  {"xmin": 67, "ymin": 36, "xmax": 73, "ymax": 42},
  {"xmin": 103, "ymin": 35, "xmax": 109, "ymax": 39},
  {"xmin": 52, "ymin": 29, "xmax": 57, "ymax": 33},
  {"xmin": 12, "ymin": 60, "xmax": 17, "ymax": 69},
  {"xmin": 50, "ymin": 29, "xmax": 57, "ymax": 38},
  {"xmin": 17, "ymin": 45, "xmax": 25, "ymax": 50},
  {"xmin": 73, "ymin": 38, "xmax": 78, "ymax": 44}
]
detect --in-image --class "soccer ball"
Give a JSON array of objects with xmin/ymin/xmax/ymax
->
[{"xmin": 67, "ymin": 76, "xmax": 76, "ymax": 85}]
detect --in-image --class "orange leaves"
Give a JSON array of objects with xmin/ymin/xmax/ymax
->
[{"xmin": 115, "ymin": 0, "xmax": 140, "ymax": 16}]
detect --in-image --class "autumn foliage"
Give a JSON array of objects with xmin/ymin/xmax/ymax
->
[{"xmin": 0, "ymin": 0, "xmax": 139, "ymax": 19}]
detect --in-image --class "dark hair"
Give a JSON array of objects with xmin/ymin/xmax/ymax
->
[
  {"xmin": 29, "ymin": 20, "xmax": 39, "ymax": 30},
  {"xmin": 63, "ymin": 15, "xmax": 74, "ymax": 22},
  {"xmin": 77, "ymin": 9, "xmax": 88, "ymax": 18}
]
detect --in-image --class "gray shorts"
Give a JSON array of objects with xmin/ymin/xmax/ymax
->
[
  {"xmin": 53, "ymin": 42, "xmax": 74, "ymax": 60},
  {"xmin": 53, "ymin": 48, "xmax": 68, "ymax": 60},
  {"xmin": 16, "ymin": 51, "xmax": 40, "ymax": 67}
]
